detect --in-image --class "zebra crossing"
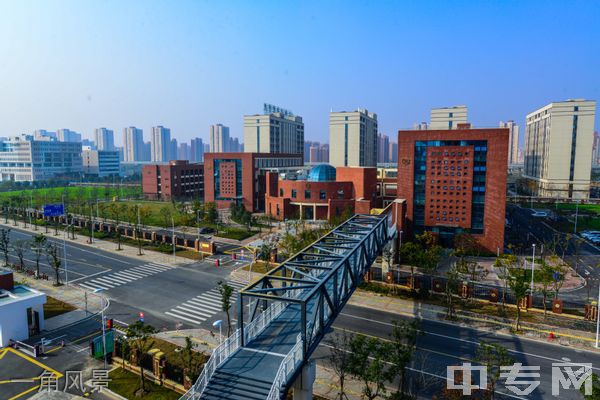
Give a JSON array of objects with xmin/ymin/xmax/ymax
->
[
  {"xmin": 165, "ymin": 279, "xmax": 246, "ymax": 326},
  {"xmin": 77, "ymin": 262, "xmax": 175, "ymax": 291}
]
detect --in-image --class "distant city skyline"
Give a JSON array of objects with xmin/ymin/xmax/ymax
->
[{"xmin": 0, "ymin": 1, "xmax": 598, "ymax": 143}]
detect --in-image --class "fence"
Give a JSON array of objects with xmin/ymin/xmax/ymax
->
[{"xmin": 368, "ymin": 265, "xmax": 594, "ymax": 323}]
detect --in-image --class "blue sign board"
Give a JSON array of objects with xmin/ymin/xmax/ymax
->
[{"xmin": 43, "ymin": 204, "xmax": 64, "ymax": 217}]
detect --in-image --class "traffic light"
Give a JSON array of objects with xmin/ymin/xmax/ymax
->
[
  {"xmin": 139, "ymin": 312, "xmax": 145, "ymax": 323},
  {"xmin": 106, "ymin": 318, "xmax": 113, "ymax": 330}
]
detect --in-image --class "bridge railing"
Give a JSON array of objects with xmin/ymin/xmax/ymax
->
[
  {"xmin": 266, "ymin": 333, "xmax": 304, "ymax": 400},
  {"xmin": 180, "ymin": 328, "xmax": 242, "ymax": 399}
]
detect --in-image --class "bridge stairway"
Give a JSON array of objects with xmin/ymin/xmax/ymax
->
[{"xmin": 201, "ymin": 371, "xmax": 273, "ymax": 400}]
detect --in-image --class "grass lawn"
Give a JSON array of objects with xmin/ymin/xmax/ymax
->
[
  {"xmin": 108, "ymin": 368, "xmax": 180, "ymax": 400},
  {"xmin": 0, "ymin": 186, "xmax": 141, "ymax": 208},
  {"xmin": 44, "ymin": 296, "xmax": 76, "ymax": 319}
]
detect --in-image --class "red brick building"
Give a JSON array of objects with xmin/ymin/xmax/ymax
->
[
  {"xmin": 142, "ymin": 160, "xmax": 204, "ymax": 201},
  {"xmin": 204, "ymin": 152, "xmax": 303, "ymax": 212},
  {"xmin": 396, "ymin": 125, "xmax": 508, "ymax": 252},
  {"xmin": 265, "ymin": 165, "xmax": 378, "ymax": 220}
]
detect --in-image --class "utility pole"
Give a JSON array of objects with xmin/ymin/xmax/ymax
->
[
  {"xmin": 574, "ymin": 201, "xmax": 579, "ymax": 234},
  {"xmin": 172, "ymin": 216, "xmax": 176, "ymax": 262},
  {"xmin": 530, "ymin": 244, "xmax": 536, "ymax": 294}
]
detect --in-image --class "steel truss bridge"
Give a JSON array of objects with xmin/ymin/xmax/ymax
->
[{"xmin": 181, "ymin": 210, "xmax": 396, "ymax": 400}]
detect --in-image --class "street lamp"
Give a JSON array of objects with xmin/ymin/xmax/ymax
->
[
  {"xmin": 63, "ymin": 220, "xmax": 69, "ymax": 285},
  {"xmin": 596, "ymin": 282, "xmax": 600, "ymax": 348},
  {"xmin": 196, "ymin": 210, "xmax": 201, "ymax": 244},
  {"xmin": 93, "ymin": 288, "xmax": 109, "ymax": 369},
  {"xmin": 574, "ymin": 201, "xmax": 580, "ymax": 234},
  {"xmin": 212, "ymin": 319, "xmax": 223, "ymax": 346},
  {"xmin": 171, "ymin": 216, "xmax": 176, "ymax": 262},
  {"xmin": 530, "ymin": 244, "xmax": 536, "ymax": 294}
]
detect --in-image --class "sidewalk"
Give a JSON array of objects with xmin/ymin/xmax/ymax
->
[
  {"xmin": 346, "ymin": 289, "xmax": 599, "ymax": 350},
  {"xmin": 1, "ymin": 220, "xmax": 193, "ymax": 268}
]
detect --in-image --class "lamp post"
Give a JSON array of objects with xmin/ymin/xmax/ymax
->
[
  {"xmin": 530, "ymin": 244, "xmax": 536, "ymax": 294},
  {"xmin": 574, "ymin": 201, "xmax": 579, "ymax": 234},
  {"xmin": 596, "ymin": 282, "xmax": 600, "ymax": 348},
  {"xmin": 63, "ymin": 220, "xmax": 69, "ymax": 285},
  {"xmin": 196, "ymin": 210, "xmax": 201, "ymax": 244},
  {"xmin": 94, "ymin": 288, "xmax": 109, "ymax": 369},
  {"xmin": 212, "ymin": 320, "xmax": 223, "ymax": 346},
  {"xmin": 171, "ymin": 217, "xmax": 176, "ymax": 262}
]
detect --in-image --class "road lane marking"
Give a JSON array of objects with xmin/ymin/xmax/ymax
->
[
  {"xmin": 165, "ymin": 311, "xmax": 204, "ymax": 324},
  {"xmin": 175, "ymin": 305, "xmax": 213, "ymax": 318},
  {"xmin": 339, "ymin": 311, "xmax": 600, "ymax": 370}
]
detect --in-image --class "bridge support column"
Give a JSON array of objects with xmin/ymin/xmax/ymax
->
[{"xmin": 293, "ymin": 359, "xmax": 316, "ymax": 400}]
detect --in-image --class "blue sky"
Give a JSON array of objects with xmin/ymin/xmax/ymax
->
[{"xmin": 0, "ymin": 0, "xmax": 598, "ymax": 146}]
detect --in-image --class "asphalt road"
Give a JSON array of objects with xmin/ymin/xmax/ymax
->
[
  {"xmin": 5, "ymin": 222, "xmax": 598, "ymax": 399},
  {"xmin": 317, "ymin": 304, "xmax": 600, "ymax": 399},
  {"xmin": 4, "ymin": 225, "xmax": 251, "ymax": 333},
  {"xmin": 507, "ymin": 204, "xmax": 600, "ymax": 302}
]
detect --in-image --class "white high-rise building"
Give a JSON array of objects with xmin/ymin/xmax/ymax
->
[
  {"xmin": 57, "ymin": 129, "xmax": 81, "ymax": 143},
  {"xmin": 123, "ymin": 127, "xmax": 144, "ymax": 162},
  {"xmin": 499, "ymin": 120, "xmax": 520, "ymax": 165},
  {"xmin": 524, "ymin": 99, "xmax": 596, "ymax": 200},
  {"xmin": 244, "ymin": 112, "xmax": 304, "ymax": 154},
  {"xmin": 0, "ymin": 135, "xmax": 82, "ymax": 181},
  {"xmin": 329, "ymin": 108, "xmax": 378, "ymax": 167},
  {"xmin": 209, "ymin": 124, "xmax": 230, "ymax": 152},
  {"xmin": 430, "ymin": 106, "xmax": 468, "ymax": 130},
  {"xmin": 94, "ymin": 128, "xmax": 115, "ymax": 151},
  {"xmin": 82, "ymin": 149, "xmax": 120, "ymax": 177},
  {"xmin": 151, "ymin": 126, "xmax": 171, "ymax": 162}
]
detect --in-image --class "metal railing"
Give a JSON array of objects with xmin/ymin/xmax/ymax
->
[
  {"xmin": 180, "ymin": 329, "xmax": 242, "ymax": 399},
  {"xmin": 266, "ymin": 333, "xmax": 304, "ymax": 400}
]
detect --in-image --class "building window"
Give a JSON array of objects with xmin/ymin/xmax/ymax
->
[
  {"xmin": 320, "ymin": 190, "xmax": 326, "ymax": 200},
  {"xmin": 337, "ymin": 189, "xmax": 345, "ymax": 198},
  {"xmin": 305, "ymin": 190, "xmax": 311, "ymax": 199},
  {"xmin": 279, "ymin": 188, "xmax": 283, "ymax": 196},
  {"xmin": 291, "ymin": 189, "xmax": 297, "ymax": 198}
]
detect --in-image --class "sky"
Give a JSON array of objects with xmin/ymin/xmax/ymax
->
[{"xmin": 0, "ymin": 0, "xmax": 598, "ymax": 147}]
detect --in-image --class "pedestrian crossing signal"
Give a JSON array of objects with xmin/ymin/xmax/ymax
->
[
  {"xmin": 106, "ymin": 318, "xmax": 113, "ymax": 330},
  {"xmin": 139, "ymin": 312, "xmax": 144, "ymax": 322}
]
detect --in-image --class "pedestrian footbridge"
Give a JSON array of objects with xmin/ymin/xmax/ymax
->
[{"xmin": 181, "ymin": 206, "xmax": 399, "ymax": 400}]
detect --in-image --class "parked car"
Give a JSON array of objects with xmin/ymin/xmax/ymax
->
[{"xmin": 531, "ymin": 211, "xmax": 548, "ymax": 217}]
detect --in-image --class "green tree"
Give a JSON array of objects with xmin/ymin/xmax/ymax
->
[
  {"xmin": 179, "ymin": 336, "xmax": 200, "ymax": 385},
  {"xmin": 108, "ymin": 202, "xmax": 126, "ymax": 250},
  {"xmin": 32, "ymin": 234, "xmax": 47, "ymax": 278},
  {"xmin": 445, "ymin": 264, "xmax": 460, "ymax": 320},
  {"xmin": 45, "ymin": 242, "xmax": 62, "ymax": 286},
  {"xmin": 388, "ymin": 320, "xmax": 420, "ymax": 398},
  {"xmin": 217, "ymin": 281, "xmax": 234, "ymax": 336},
  {"xmin": 348, "ymin": 334, "xmax": 393, "ymax": 400},
  {"xmin": 14, "ymin": 239, "xmax": 28, "ymax": 271},
  {"xmin": 327, "ymin": 330, "xmax": 353, "ymax": 400},
  {"xmin": 160, "ymin": 206, "xmax": 173, "ymax": 230},
  {"xmin": 475, "ymin": 341, "xmax": 513, "ymax": 400},
  {"xmin": 581, "ymin": 372, "xmax": 600, "ymax": 399},
  {"xmin": 0, "ymin": 228, "xmax": 10, "ymax": 267},
  {"xmin": 494, "ymin": 254, "xmax": 517, "ymax": 309},
  {"xmin": 125, "ymin": 321, "xmax": 157, "ymax": 396},
  {"xmin": 205, "ymin": 202, "xmax": 218, "ymax": 224},
  {"xmin": 537, "ymin": 263, "xmax": 555, "ymax": 317},
  {"xmin": 509, "ymin": 269, "xmax": 530, "ymax": 332}
]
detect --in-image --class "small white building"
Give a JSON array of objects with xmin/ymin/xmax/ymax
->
[{"xmin": 0, "ymin": 271, "xmax": 46, "ymax": 347}]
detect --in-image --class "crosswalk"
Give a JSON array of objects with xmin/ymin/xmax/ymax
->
[
  {"xmin": 165, "ymin": 279, "xmax": 246, "ymax": 326},
  {"xmin": 78, "ymin": 262, "xmax": 175, "ymax": 291}
]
